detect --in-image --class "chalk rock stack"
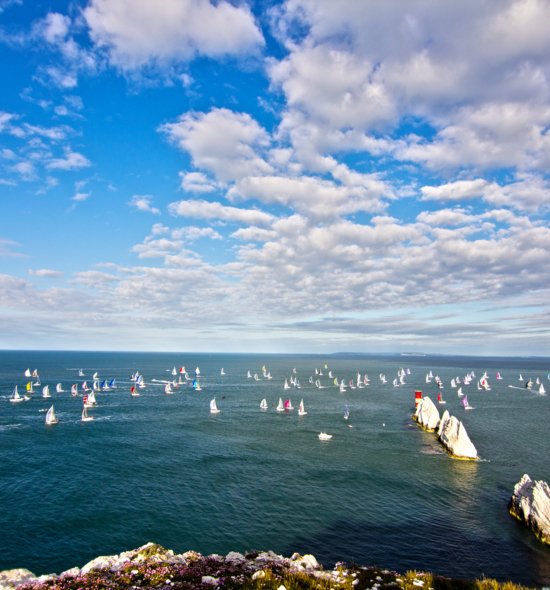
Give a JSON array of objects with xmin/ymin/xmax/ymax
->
[
  {"xmin": 413, "ymin": 399, "xmax": 477, "ymax": 460},
  {"xmin": 437, "ymin": 411, "xmax": 477, "ymax": 459},
  {"xmin": 414, "ymin": 396, "xmax": 440, "ymax": 430},
  {"xmin": 509, "ymin": 474, "xmax": 550, "ymax": 545}
]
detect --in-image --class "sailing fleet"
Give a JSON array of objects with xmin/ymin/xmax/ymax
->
[{"xmin": 5, "ymin": 363, "xmax": 548, "ymax": 430}]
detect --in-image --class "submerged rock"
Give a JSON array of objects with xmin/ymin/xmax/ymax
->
[
  {"xmin": 414, "ymin": 397, "xmax": 440, "ymax": 430},
  {"xmin": 438, "ymin": 414, "xmax": 477, "ymax": 460},
  {"xmin": 509, "ymin": 473, "xmax": 550, "ymax": 545}
]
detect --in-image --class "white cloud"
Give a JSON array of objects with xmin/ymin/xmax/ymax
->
[
  {"xmin": 28, "ymin": 268, "xmax": 63, "ymax": 278},
  {"xmin": 168, "ymin": 199, "xmax": 275, "ymax": 226},
  {"xmin": 47, "ymin": 149, "xmax": 91, "ymax": 170},
  {"xmin": 179, "ymin": 171, "xmax": 219, "ymax": 193},
  {"xmin": 161, "ymin": 108, "xmax": 273, "ymax": 182},
  {"xmin": 84, "ymin": 0, "xmax": 264, "ymax": 70},
  {"xmin": 421, "ymin": 179, "xmax": 489, "ymax": 201},
  {"xmin": 172, "ymin": 226, "xmax": 222, "ymax": 242},
  {"xmin": 229, "ymin": 173, "xmax": 387, "ymax": 221},
  {"xmin": 129, "ymin": 194, "xmax": 161, "ymax": 215},
  {"xmin": 72, "ymin": 192, "xmax": 91, "ymax": 202}
]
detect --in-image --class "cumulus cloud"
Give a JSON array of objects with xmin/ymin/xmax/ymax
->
[
  {"xmin": 28, "ymin": 268, "xmax": 63, "ymax": 278},
  {"xmin": 84, "ymin": 0, "xmax": 264, "ymax": 71},
  {"xmin": 47, "ymin": 149, "xmax": 91, "ymax": 170},
  {"xmin": 168, "ymin": 199, "xmax": 275, "ymax": 226},
  {"xmin": 179, "ymin": 171, "xmax": 219, "ymax": 193},
  {"xmin": 161, "ymin": 108, "xmax": 273, "ymax": 182},
  {"xmin": 129, "ymin": 194, "xmax": 161, "ymax": 215}
]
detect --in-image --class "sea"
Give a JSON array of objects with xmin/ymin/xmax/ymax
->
[{"xmin": 0, "ymin": 351, "xmax": 549, "ymax": 586}]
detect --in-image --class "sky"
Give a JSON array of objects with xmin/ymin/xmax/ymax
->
[{"xmin": 0, "ymin": 0, "xmax": 549, "ymax": 356}]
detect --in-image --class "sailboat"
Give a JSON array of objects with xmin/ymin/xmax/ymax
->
[
  {"xmin": 437, "ymin": 392, "xmax": 446, "ymax": 405},
  {"xmin": 24, "ymin": 368, "xmax": 31, "ymax": 377},
  {"xmin": 210, "ymin": 398, "xmax": 220, "ymax": 414},
  {"xmin": 78, "ymin": 369, "xmax": 84, "ymax": 377},
  {"xmin": 220, "ymin": 368, "xmax": 226, "ymax": 376},
  {"xmin": 344, "ymin": 403, "xmax": 350, "ymax": 420},
  {"xmin": 298, "ymin": 399, "xmax": 307, "ymax": 416},
  {"xmin": 538, "ymin": 383, "xmax": 546, "ymax": 395},
  {"xmin": 92, "ymin": 372, "xmax": 99, "ymax": 380},
  {"xmin": 193, "ymin": 379, "xmax": 202, "ymax": 391},
  {"xmin": 318, "ymin": 432, "xmax": 332, "ymax": 440},
  {"xmin": 45, "ymin": 405, "xmax": 58, "ymax": 425},
  {"xmin": 130, "ymin": 385, "xmax": 140, "ymax": 397},
  {"xmin": 276, "ymin": 397, "xmax": 284, "ymax": 412},
  {"xmin": 81, "ymin": 405, "xmax": 94, "ymax": 422},
  {"xmin": 165, "ymin": 383, "xmax": 174, "ymax": 395},
  {"xmin": 284, "ymin": 399, "xmax": 293, "ymax": 411},
  {"xmin": 260, "ymin": 398, "xmax": 268, "ymax": 410},
  {"xmin": 56, "ymin": 383, "xmax": 64, "ymax": 393},
  {"xmin": 462, "ymin": 395, "xmax": 474, "ymax": 410},
  {"xmin": 71, "ymin": 384, "xmax": 78, "ymax": 397},
  {"xmin": 42, "ymin": 385, "xmax": 51, "ymax": 398},
  {"xmin": 83, "ymin": 391, "xmax": 97, "ymax": 408},
  {"xmin": 10, "ymin": 386, "xmax": 29, "ymax": 403}
]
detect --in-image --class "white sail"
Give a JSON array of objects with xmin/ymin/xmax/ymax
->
[
  {"xmin": 56, "ymin": 383, "xmax": 64, "ymax": 393},
  {"xmin": 318, "ymin": 432, "xmax": 332, "ymax": 440},
  {"xmin": 24, "ymin": 368, "xmax": 31, "ymax": 377},
  {"xmin": 10, "ymin": 385, "xmax": 28, "ymax": 403},
  {"xmin": 260, "ymin": 398, "xmax": 268, "ymax": 410},
  {"xmin": 45, "ymin": 405, "xmax": 58, "ymax": 425},
  {"xmin": 276, "ymin": 397, "xmax": 284, "ymax": 412},
  {"xmin": 92, "ymin": 372, "xmax": 99, "ymax": 380},
  {"xmin": 539, "ymin": 383, "xmax": 546, "ymax": 395},
  {"xmin": 42, "ymin": 385, "xmax": 51, "ymax": 398},
  {"xmin": 165, "ymin": 383, "xmax": 173, "ymax": 394},
  {"xmin": 81, "ymin": 406, "xmax": 94, "ymax": 422},
  {"xmin": 210, "ymin": 398, "xmax": 220, "ymax": 414},
  {"xmin": 298, "ymin": 399, "xmax": 307, "ymax": 416}
]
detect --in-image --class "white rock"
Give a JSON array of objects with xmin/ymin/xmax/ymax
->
[
  {"xmin": 414, "ymin": 397, "xmax": 440, "ymax": 430},
  {"xmin": 81, "ymin": 555, "xmax": 120, "ymax": 575},
  {"xmin": 437, "ymin": 410, "xmax": 450, "ymax": 437},
  {"xmin": 252, "ymin": 570, "xmax": 266, "ymax": 580},
  {"xmin": 0, "ymin": 568, "xmax": 36, "ymax": 590},
  {"xmin": 509, "ymin": 474, "xmax": 550, "ymax": 545},
  {"xmin": 438, "ymin": 414, "xmax": 477, "ymax": 459},
  {"xmin": 201, "ymin": 575, "xmax": 219, "ymax": 585},
  {"xmin": 60, "ymin": 567, "xmax": 80, "ymax": 578},
  {"xmin": 225, "ymin": 551, "xmax": 245, "ymax": 564}
]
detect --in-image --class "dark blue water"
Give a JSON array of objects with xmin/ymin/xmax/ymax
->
[{"xmin": 1, "ymin": 351, "xmax": 549, "ymax": 585}]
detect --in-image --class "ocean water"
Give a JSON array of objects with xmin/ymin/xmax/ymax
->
[{"xmin": 0, "ymin": 351, "xmax": 549, "ymax": 586}]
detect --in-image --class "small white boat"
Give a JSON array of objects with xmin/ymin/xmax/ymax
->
[
  {"xmin": 165, "ymin": 383, "xmax": 174, "ymax": 395},
  {"xmin": 276, "ymin": 397, "xmax": 284, "ymax": 412},
  {"xmin": 45, "ymin": 404, "xmax": 58, "ymax": 425},
  {"xmin": 9, "ymin": 386, "xmax": 29, "ymax": 403},
  {"xmin": 55, "ymin": 383, "xmax": 64, "ymax": 393},
  {"xmin": 437, "ymin": 392, "xmax": 446, "ymax": 405},
  {"xmin": 298, "ymin": 399, "xmax": 307, "ymax": 416},
  {"xmin": 462, "ymin": 395, "xmax": 474, "ymax": 410},
  {"xmin": 210, "ymin": 398, "xmax": 220, "ymax": 414},
  {"xmin": 130, "ymin": 385, "xmax": 140, "ymax": 397},
  {"xmin": 260, "ymin": 398, "xmax": 268, "ymax": 410},
  {"xmin": 318, "ymin": 432, "xmax": 332, "ymax": 440},
  {"xmin": 83, "ymin": 391, "xmax": 97, "ymax": 408},
  {"xmin": 42, "ymin": 385, "xmax": 51, "ymax": 398},
  {"xmin": 220, "ymin": 368, "xmax": 226, "ymax": 376},
  {"xmin": 81, "ymin": 406, "xmax": 94, "ymax": 422}
]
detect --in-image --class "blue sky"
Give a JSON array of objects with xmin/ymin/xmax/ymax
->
[{"xmin": 1, "ymin": 0, "xmax": 549, "ymax": 355}]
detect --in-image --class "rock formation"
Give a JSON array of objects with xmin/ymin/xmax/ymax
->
[
  {"xmin": 414, "ymin": 396, "xmax": 440, "ymax": 431},
  {"xmin": 437, "ymin": 412, "xmax": 478, "ymax": 460},
  {"xmin": 509, "ymin": 474, "xmax": 550, "ymax": 545},
  {"xmin": 413, "ymin": 399, "xmax": 477, "ymax": 460}
]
